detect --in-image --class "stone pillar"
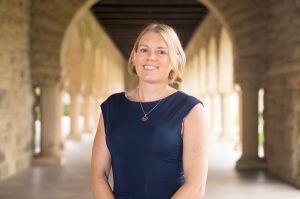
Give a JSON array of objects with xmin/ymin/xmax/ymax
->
[
  {"xmin": 220, "ymin": 93, "xmax": 233, "ymax": 140},
  {"xmin": 67, "ymin": 87, "xmax": 82, "ymax": 140},
  {"xmin": 204, "ymin": 96, "xmax": 212, "ymax": 131},
  {"xmin": 93, "ymin": 97, "xmax": 100, "ymax": 129},
  {"xmin": 90, "ymin": 96, "xmax": 98, "ymax": 130},
  {"xmin": 211, "ymin": 94, "xmax": 221, "ymax": 134},
  {"xmin": 82, "ymin": 92, "xmax": 93, "ymax": 133},
  {"xmin": 33, "ymin": 78, "xmax": 64, "ymax": 165},
  {"xmin": 236, "ymin": 83, "xmax": 265, "ymax": 170}
]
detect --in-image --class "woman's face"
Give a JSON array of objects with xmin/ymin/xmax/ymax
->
[{"xmin": 132, "ymin": 31, "xmax": 172, "ymax": 84}]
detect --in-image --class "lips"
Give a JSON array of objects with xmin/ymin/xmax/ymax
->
[{"xmin": 143, "ymin": 65, "xmax": 159, "ymax": 71}]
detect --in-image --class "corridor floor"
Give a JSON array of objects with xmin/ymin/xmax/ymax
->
[{"xmin": 0, "ymin": 134, "xmax": 299, "ymax": 199}]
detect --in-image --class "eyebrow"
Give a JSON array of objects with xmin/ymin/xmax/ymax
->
[{"xmin": 138, "ymin": 44, "xmax": 167, "ymax": 49}]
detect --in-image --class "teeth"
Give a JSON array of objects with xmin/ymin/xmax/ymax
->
[{"xmin": 143, "ymin": 65, "xmax": 158, "ymax": 70}]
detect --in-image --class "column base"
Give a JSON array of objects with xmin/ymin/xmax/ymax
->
[
  {"xmin": 67, "ymin": 133, "xmax": 82, "ymax": 141},
  {"xmin": 32, "ymin": 154, "xmax": 65, "ymax": 166},
  {"xmin": 236, "ymin": 156, "xmax": 266, "ymax": 170}
]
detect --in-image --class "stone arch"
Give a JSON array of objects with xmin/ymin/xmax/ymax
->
[
  {"xmin": 30, "ymin": 0, "xmax": 100, "ymax": 165},
  {"xmin": 200, "ymin": 0, "xmax": 267, "ymax": 170},
  {"xmin": 218, "ymin": 27, "xmax": 233, "ymax": 92},
  {"xmin": 191, "ymin": 55, "xmax": 199, "ymax": 96},
  {"xmin": 94, "ymin": 48, "xmax": 103, "ymax": 96},
  {"xmin": 63, "ymin": 24, "xmax": 83, "ymax": 90},
  {"xmin": 82, "ymin": 38, "xmax": 94, "ymax": 92},
  {"xmin": 82, "ymin": 38, "xmax": 94, "ymax": 131},
  {"xmin": 199, "ymin": 0, "xmax": 267, "ymax": 83},
  {"xmin": 208, "ymin": 36, "xmax": 217, "ymax": 94},
  {"xmin": 208, "ymin": 36, "xmax": 222, "ymax": 134},
  {"xmin": 93, "ymin": 48, "xmax": 102, "ymax": 122},
  {"xmin": 218, "ymin": 27, "xmax": 237, "ymax": 140},
  {"xmin": 30, "ymin": 0, "xmax": 99, "ymax": 83},
  {"xmin": 199, "ymin": 47, "xmax": 207, "ymax": 94}
]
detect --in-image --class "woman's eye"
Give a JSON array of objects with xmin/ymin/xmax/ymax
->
[
  {"xmin": 139, "ymin": 48, "xmax": 148, "ymax": 53},
  {"xmin": 157, "ymin": 50, "xmax": 167, "ymax": 55}
]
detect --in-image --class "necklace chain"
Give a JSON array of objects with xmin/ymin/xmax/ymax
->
[{"xmin": 137, "ymin": 88, "xmax": 165, "ymax": 122}]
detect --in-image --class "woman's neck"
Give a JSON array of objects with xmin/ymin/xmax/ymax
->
[{"xmin": 137, "ymin": 83, "xmax": 171, "ymax": 102}]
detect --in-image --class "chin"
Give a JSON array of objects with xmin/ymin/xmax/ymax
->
[
  {"xmin": 139, "ymin": 77, "xmax": 168, "ymax": 84},
  {"xmin": 141, "ymin": 79, "xmax": 159, "ymax": 84}
]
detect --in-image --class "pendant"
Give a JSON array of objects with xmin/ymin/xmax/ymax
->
[{"xmin": 141, "ymin": 115, "xmax": 148, "ymax": 122}]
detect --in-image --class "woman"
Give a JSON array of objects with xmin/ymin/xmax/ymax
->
[{"xmin": 91, "ymin": 23, "xmax": 208, "ymax": 199}]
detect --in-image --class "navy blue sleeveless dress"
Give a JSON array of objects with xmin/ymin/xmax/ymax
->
[{"xmin": 100, "ymin": 90, "xmax": 203, "ymax": 199}]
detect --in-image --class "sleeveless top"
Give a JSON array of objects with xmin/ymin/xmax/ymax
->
[{"xmin": 100, "ymin": 90, "xmax": 203, "ymax": 199}]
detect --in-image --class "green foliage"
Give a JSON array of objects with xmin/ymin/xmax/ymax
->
[
  {"xmin": 63, "ymin": 104, "xmax": 69, "ymax": 116},
  {"xmin": 258, "ymin": 112, "xmax": 264, "ymax": 146}
]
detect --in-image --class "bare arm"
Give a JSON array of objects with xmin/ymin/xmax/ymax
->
[
  {"xmin": 171, "ymin": 104, "xmax": 209, "ymax": 199},
  {"xmin": 90, "ymin": 113, "xmax": 115, "ymax": 199}
]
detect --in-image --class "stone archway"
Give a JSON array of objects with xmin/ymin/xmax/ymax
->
[
  {"xmin": 193, "ymin": 0, "xmax": 300, "ymax": 189},
  {"xmin": 199, "ymin": 0, "xmax": 267, "ymax": 170},
  {"xmin": 200, "ymin": 0, "xmax": 267, "ymax": 84},
  {"xmin": 30, "ymin": 0, "xmax": 99, "ymax": 165},
  {"xmin": 31, "ymin": 0, "xmax": 98, "ymax": 81},
  {"xmin": 218, "ymin": 27, "xmax": 235, "ymax": 140}
]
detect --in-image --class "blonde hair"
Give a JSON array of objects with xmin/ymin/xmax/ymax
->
[{"xmin": 128, "ymin": 23, "xmax": 186, "ymax": 84}]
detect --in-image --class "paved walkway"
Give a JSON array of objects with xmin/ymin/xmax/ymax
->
[
  {"xmin": 204, "ymin": 138, "xmax": 300, "ymax": 199},
  {"xmin": 0, "ymin": 134, "xmax": 299, "ymax": 199}
]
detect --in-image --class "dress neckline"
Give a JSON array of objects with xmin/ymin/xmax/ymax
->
[{"xmin": 123, "ymin": 90, "xmax": 181, "ymax": 104}]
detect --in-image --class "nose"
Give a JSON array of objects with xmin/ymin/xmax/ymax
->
[{"xmin": 147, "ymin": 50, "xmax": 156, "ymax": 61}]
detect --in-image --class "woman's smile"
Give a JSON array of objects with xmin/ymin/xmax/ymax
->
[{"xmin": 143, "ymin": 64, "xmax": 159, "ymax": 71}]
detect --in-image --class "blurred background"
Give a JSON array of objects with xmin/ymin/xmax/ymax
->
[{"xmin": 0, "ymin": 0, "xmax": 299, "ymax": 198}]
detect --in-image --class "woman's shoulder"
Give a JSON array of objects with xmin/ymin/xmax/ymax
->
[
  {"xmin": 101, "ymin": 92, "xmax": 125, "ymax": 104},
  {"xmin": 175, "ymin": 90, "xmax": 204, "ymax": 108}
]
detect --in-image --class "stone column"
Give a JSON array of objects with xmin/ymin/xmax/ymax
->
[
  {"xmin": 236, "ymin": 83, "xmax": 265, "ymax": 170},
  {"xmin": 93, "ymin": 97, "xmax": 100, "ymax": 129},
  {"xmin": 82, "ymin": 91, "xmax": 93, "ymax": 133},
  {"xmin": 67, "ymin": 87, "xmax": 82, "ymax": 140},
  {"xmin": 220, "ymin": 93, "xmax": 233, "ymax": 140},
  {"xmin": 211, "ymin": 94, "xmax": 221, "ymax": 134},
  {"xmin": 203, "ymin": 96, "xmax": 212, "ymax": 131},
  {"xmin": 33, "ymin": 78, "xmax": 64, "ymax": 165},
  {"xmin": 90, "ymin": 96, "xmax": 98, "ymax": 130}
]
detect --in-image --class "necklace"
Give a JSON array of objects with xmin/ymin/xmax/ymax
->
[{"xmin": 137, "ymin": 88, "xmax": 164, "ymax": 122}]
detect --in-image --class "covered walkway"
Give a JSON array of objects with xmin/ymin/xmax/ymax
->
[{"xmin": 0, "ymin": 133, "xmax": 298, "ymax": 199}]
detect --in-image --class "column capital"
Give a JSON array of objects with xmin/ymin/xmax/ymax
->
[
  {"xmin": 32, "ymin": 74, "xmax": 61, "ymax": 87},
  {"xmin": 235, "ymin": 74, "xmax": 262, "ymax": 90},
  {"xmin": 67, "ymin": 83, "xmax": 83, "ymax": 95}
]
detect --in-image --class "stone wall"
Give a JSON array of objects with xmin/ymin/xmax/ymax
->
[
  {"xmin": 0, "ymin": 0, "xmax": 33, "ymax": 180},
  {"xmin": 264, "ymin": 0, "xmax": 300, "ymax": 186}
]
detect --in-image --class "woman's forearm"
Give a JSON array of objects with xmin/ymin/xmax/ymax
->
[
  {"xmin": 171, "ymin": 182, "xmax": 205, "ymax": 199},
  {"xmin": 91, "ymin": 177, "xmax": 115, "ymax": 199}
]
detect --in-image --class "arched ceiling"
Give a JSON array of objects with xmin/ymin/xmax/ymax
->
[{"xmin": 91, "ymin": 0, "xmax": 208, "ymax": 58}]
